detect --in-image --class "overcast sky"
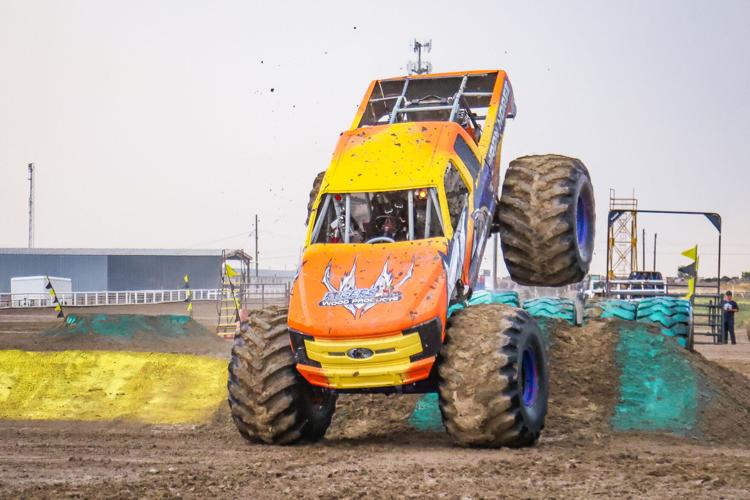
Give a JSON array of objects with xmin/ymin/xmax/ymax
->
[{"xmin": 1, "ymin": 0, "xmax": 748, "ymax": 277}]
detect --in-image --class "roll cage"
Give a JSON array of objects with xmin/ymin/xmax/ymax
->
[{"xmin": 353, "ymin": 71, "xmax": 516, "ymax": 147}]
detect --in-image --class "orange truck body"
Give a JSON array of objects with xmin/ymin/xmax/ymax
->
[{"xmin": 288, "ymin": 70, "xmax": 516, "ymax": 391}]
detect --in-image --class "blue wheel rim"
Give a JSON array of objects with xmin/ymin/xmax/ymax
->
[
  {"xmin": 576, "ymin": 194, "xmax": 590, "ymax": 248},
  {"xmin": 521, "ymin": 348, "xmax": 539, "ymax": 407}
]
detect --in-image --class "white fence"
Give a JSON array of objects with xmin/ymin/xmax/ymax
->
[{"xmin": 0, "ymin": 284, "xmax": 290, "ymax": 309}]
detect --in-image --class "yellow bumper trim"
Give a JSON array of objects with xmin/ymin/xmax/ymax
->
[{"xmin": 303, "ymin": 332, "xmax": 424, "ymax": 388}]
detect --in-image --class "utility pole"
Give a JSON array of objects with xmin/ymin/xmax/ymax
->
[
  {"xmin": 653, "ymin": 233, "xmax": 657, "ymax": 272},
  {"xmin": 27, "ymin": 163, "xmax": 34, "ymax": 248},
  {"xmin": 254, "ymin": 214, "xmax": 259, "ymax": 278},
  {"xmin": 642, "ymin": 228, "xmax": 646, "ymax": 271},
  {"xmin": 407, "ymin": 39, "xmax": 432, "ymax": 75}
]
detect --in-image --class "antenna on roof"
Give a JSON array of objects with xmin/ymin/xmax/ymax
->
[{"xmin": 407, "ymin": 39, "xmax": 432, "ymax": 75}]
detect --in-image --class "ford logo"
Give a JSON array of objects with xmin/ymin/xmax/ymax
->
[{"xmin": 346, "ymin": 348, "xmax": 374, "ymax": 360}]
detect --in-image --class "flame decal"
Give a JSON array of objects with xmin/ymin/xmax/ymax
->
[{"xmin": 320, "ymin": 258, "xmax": 414, "ymax": 318}]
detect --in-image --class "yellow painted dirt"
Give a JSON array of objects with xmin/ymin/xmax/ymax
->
[{"xmin": 0, "ymin": 350, "xmax": 226, "ymax": 424}]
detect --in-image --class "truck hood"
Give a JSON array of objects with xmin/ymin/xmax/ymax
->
[{"xmin": 288, "ymin": 239, "xmax": 448, "ymax": 338}]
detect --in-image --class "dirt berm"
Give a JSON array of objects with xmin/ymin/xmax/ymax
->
[
  {"xmin": 330, "ymin": 318, "xmax": 750, "ymax": 446},
  {"xmin": 0, "ymin": 313, "xmax": 230, "ymax": 358},
  {"xmin": 2, "ymin": 314, "xmax": 750, "ymax": 497}
]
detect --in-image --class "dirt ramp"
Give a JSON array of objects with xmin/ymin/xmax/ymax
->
[
  {"xmin": 542, "ymin": 319, "xmax": 620, "ymax": 443},
  {"xmin": 320, "ymin": 319, "xmax": 620, "ymax": 445},
  {"xmin": 321, "ymin": 317, "xmax": 750, "ymax": 446},
  {"xmin": 566, "ymin": 318, "xmax": 750, "ymax": 445},
  {"xmin": 38, "ymin": 314, "xmax": 231, "ymax": 358}
]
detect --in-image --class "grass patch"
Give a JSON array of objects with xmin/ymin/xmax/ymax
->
[{"xmin": 736, "ymin": 300, "xmax": 750, "ymax": 340}]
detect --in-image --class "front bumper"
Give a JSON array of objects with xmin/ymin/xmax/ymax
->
[{"xmin": 289, "ymin": 318, "xmax": 442, "ymax": 390}]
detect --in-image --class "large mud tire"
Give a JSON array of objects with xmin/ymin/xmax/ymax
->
[
  {"xmin": 498, "ymin": 155, "xmax": 595, "ymax": 286},
  {"xmin": 306, "ymin": 171, "xmax": 326, "ymax": 225},
  {"xmin": 227, "ymin": 305, "xmax": 336, "ymax": 444},
  {"xmin": 438, "ymin": 304, "xmax": 549, "ymax": 448}
]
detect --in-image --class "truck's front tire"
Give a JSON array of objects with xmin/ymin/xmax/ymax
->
[
  {"xmin": 498, "ymin": 154, "xmax": 595, "ymax": 286},
  {"xmin": 438, "ymin": 304, "xmax": 549, "ymax": 447},
  {"xmin": 227, "ymin": 305, "xmax": 336, "ymax": 444}
]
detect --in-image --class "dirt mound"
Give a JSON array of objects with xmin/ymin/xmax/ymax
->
[
  {"xmin": 30, "ymin": 314, "xmax": 230, "ymax": 358},
  {"xmin": 322, "ymin": 318, "xmax": 750, "ymax": 447},
  {"xmin": 551, "ymin": 317, "xmax": 750, "ymax": 445},
  {"xmin": 541, "ymin": 318, "xmax": 620, "ymax": 444},
  {"xmin": 3, "ymin": 310, "xmax": 749, "ymax": 447}
]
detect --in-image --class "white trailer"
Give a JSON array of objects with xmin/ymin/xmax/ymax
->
[{"xmin": 10, "ymin": 276, "xmax": 73, "ymax": 307}]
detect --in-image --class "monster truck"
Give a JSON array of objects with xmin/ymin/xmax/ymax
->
[{"xmin": 228, "ymin": 70, "xmax": 596, "ymax": 447}]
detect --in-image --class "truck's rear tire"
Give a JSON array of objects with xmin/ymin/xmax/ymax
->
[
  {"xmin": 227, "ymin": 305, "xmax": 336, "ymax": 444},
  {"xmin": 438, "ymin": 304, "xmax": 549, "ymax": 447},
  {"xmin": 498, "ymin": 155, "xmax": 595, "ymax": 286}
]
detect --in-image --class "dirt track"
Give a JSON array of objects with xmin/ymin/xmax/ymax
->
[{"xmin": 2, "ymin": 310, "xmax": 750, "ymax": 498}]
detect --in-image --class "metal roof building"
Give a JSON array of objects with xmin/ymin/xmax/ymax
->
[{"xmin": 0, "ymin": 248, "xmax": 223, "ymax": 292}]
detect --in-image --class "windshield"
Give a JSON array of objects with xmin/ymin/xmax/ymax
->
[{"xmin": 311, "ymin": 188, "xmax": 444, "ymax": 244}]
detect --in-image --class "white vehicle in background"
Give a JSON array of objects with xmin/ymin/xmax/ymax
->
[
  {"xmin": 10, "ymin": 276, "xmax": 72, "ymax": 307},
  {"xmin": 606, "ymin": 271, "xmax": 667, "ymax": 299},
  {"xmin": 581, "ymin": 274, "xmax": 606, "ymax": 299}
]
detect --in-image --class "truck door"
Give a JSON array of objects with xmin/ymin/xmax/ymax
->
[{"xmin": 443, "ymin": 161, "xmax": 473, "ymax": 299}]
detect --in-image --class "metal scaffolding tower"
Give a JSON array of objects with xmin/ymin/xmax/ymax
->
[
  {"xmin": 216, "ymin": 249, "xmax": 252, "ymax": 338},
  {"xmin": 607, "ymin": 189, "xmax": 638, "ymax": 279}
]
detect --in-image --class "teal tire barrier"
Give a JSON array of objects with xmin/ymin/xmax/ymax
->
[
  {"xmin": 448, "ymin": 289, "xmax": 520, "ymax": 317},
  {"xmin": 468, "ymin": 290, "xmax": 520, "ymax": 307},
  {"xmin": 409, "ymin": 393, "xmax": 444, "ymax": 432},
  {"xmin": 584, "ymin": 299, "xmax": 638, "ymax": 322},
  {"xmin": 611, "ymin": 325, "xmax": 698, "ymax": 434},
  {"xmin": 635, "ymin": 297, "xmax": 691, "ymax": 348},
  {"xmin": 61, "ymin": 314, "xmax": 193, "ymax": 338},
  {"xmin": 522, "ymin": 297, "xmax": 576, "ymax": 325}
]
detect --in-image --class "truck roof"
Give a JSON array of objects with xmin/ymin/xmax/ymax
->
[
  {"xmin": 322, "ymin": 121, "xmax": 469, "ymax": 193},
  {"xmin": 351, "ymin": 69, "xmax": 512, "ymax": 131},
  {"xmin": 318, "ymin": 69, "xmax": 515, "ymax": 194}
]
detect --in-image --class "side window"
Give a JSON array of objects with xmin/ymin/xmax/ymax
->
[
  {"xmin": 454, "ymin": 135, "xmax": 481, "ymax": 178},
  {"xmin": 444, "ymin": 162, "xmax": 469, "ymax": 231}
]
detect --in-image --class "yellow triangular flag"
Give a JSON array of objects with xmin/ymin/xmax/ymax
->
[
  {"xmin": 54, "ymin": 304, "xmax": 62, "ymax": 312},
  {"xmin": 681, "ymin": 245, "xmax": 698, "ymax": 261},
  {"xmin": 183, "ymin": 274, "xmax": 189, "ymax": 283},
  {"xmin": 187, "ymin": 301, "xmax": 193, "ymax": 313},
  {"xmin": 49, "ymin": 289, "xmax": 56, "ymax": 296},
  {"xmin": 225, "ymin": 263, "xmax": 238, "ymax": 277},
  {"xmin": 685, "ymin": 277, "xmax": 695, "ymax": 300}
]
